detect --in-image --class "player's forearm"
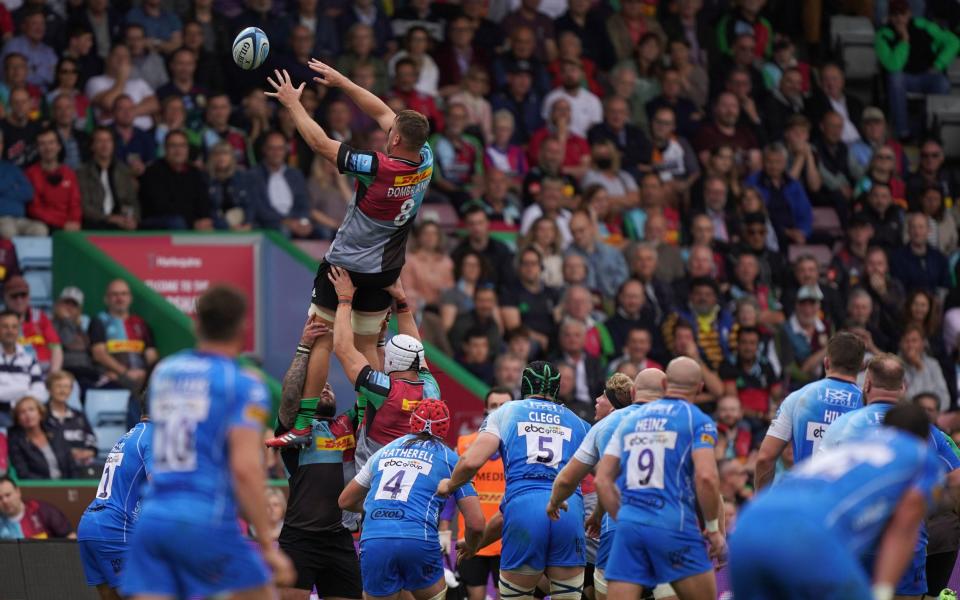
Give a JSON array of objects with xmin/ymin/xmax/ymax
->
[
  {"xmin": 332, "ymin": 304, "xmax": 354, "ymax": 358},
  {"xmin": 393, "ymin": 295, "xmax": 419, "ymax": 340},
  {"xmin": 449, "ymin": 458, "xmax": 482, "ymax": 490},
  {"xmin": 230, "ymin": 437, "xmax": 273, "ymax": 548},
  {"xmin": 288, "ymin": 100, "xmax": 335, "ymax": 156},
  {"xmin": 695, "ymin": 474, "xmax": 722, "ymax": 522},
  {"xmin": 341, "ymin": 79, "xmax": 395, "ymax": 132},
  {"xmin": 477, "ymin": 511, "xmax": 503, "ymax": 549},
  {"xmin": 551, "ymin": 460, "xmax": 590, "ymax": 506},
  {"xmin": 279, "ymin": 352, "xmax": 310, "ymax": 428}
]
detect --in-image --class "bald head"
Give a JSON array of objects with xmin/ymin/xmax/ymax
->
[
  {"xmin": 865, "ymin": 353, "xmax": 906, "ymax": 402},
  {"xmin": 634, "ymin": 368, "xmax": 666, "ymax": 403},
  {"xmin": 664, "ymin": 357, "xmax": 704, "ymax": 399}
]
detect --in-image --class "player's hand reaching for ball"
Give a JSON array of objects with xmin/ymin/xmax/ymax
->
[
  {"xmin": 263, "ymin": 546, "xmax": 296, "ymax": 587},
  {"xmin": 328, "ymin": 265, "xmax": 356, "ymax": 298},
  {"xmin": 545, "ymin": 499, "xmax": 568, "ymax": 521},
  {"xmin": 308, "ymin": 59, "xmax": 348, "ymax": 88},
  {"xmin": 264, "ymin": 69, "xmax": 304, "ymax": 108}
]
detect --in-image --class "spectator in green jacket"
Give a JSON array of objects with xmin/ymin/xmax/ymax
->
[{"xmin": 875, "ymin": 0, "xmax": 959, "ymax": 140}]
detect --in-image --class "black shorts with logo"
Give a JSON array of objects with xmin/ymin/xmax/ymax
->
[
  {"xmin": 312, "ymin": 260, "xmax": 402, "ymax": 314},
  {"xmin": 278, "ymin": 525, "xmax": 362, "ymax": 596}
]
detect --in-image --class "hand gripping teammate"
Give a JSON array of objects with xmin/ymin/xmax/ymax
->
[
  {"xmin": 264, "ymin": 62, "xmax": 433, "ymax": 448},
  {"xmin": 438, "ymin": 361, "xmax": 592, "ymax": 600},
  {"xmin": 338, "ymin": 399, "xmax": 486, "ymax": 600},
  {"xmin": 594, "ymin": 357, "xmax": 724, "ymax": 600}
]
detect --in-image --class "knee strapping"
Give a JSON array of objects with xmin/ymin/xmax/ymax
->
[
  {"xmin": 652, "ymin": 583, "xmax": 676, "ymax": 599},
  {"xmin": 426, "ymin": 588, "xmax": 447, "ymax": 600},
  {"xmin": 308, "ymin": 303, "xmax": 335, "ymax": 322},
  {"xmin": 549, "ymin": 573, "xmax": 584, "ymax": 600},
  {"xmin": 498, "ymin": 578, "xmax": 536, "ymax": 600},
  {"xmin": 351, "ymin": 310, "xmax": 388, "ymax": 335},
  {"xmin": 593, "ymin": 569, "xmax": 607, "ymax": 596}
]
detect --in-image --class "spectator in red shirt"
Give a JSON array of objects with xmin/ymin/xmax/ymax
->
[
  {"xmin": 527, "ymin": 98, "xmax": 591, "ymax": 179},
  {"xmin": 389, "ymin": 57, "xmax": 443, "ymax": 134},
  {"xmin": 0, "ymin": 475, "xmax": 74, "ymax": 539},
  {"xmin": 4, "ymin": 275, "xmax": 61, "ymax": 374},
  {"xmin": 24, "ymin": 129, "xmax": 82, "ymax": 231}
]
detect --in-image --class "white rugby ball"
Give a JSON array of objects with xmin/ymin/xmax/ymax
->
[{"xmin": 232, "ymin": 27, "xmax": 270, "ymax": 70}]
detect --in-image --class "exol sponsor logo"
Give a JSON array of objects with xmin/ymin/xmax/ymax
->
[{"xmin": 371, "ymin": 508, "xmax": 405, "ymax": 520}]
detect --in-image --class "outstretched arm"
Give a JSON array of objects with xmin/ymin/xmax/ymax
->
[
  {"xmin": 385, "ymin": 277, "xmax": 419, "ymax": 340},
  {"xmin": 440, "ymin": 432, "xmax": 500, "ymax": 494},
  {"xmin": 279, "ymin": 319, "xmax": 329, "ymax": 429},
  {"xmin": 328, "ymin": 266, "xmax": 370, "ymax": 384},
  {"xmin": 309, "ymin": 59, "xmax": 396, "ymax": 133},
  {"xmin": 265, "ymin": 69, "xmax": 340, "ymax": 164}
]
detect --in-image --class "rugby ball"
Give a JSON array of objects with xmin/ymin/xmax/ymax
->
[{"xmin": 232, "ymin": 27, "xmax": 269, "ymax": 70}]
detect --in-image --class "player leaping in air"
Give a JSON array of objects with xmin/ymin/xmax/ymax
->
[{"xmin": 264, "ymin": 63, "xmax": 433, "ymax": 448}]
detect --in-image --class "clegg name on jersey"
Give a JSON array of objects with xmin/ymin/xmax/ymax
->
[{"xmin": 329, "ymin": 143, "xmax": 434, "ymax": 274}]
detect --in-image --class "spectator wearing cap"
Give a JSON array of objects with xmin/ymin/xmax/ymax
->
[
  {"xmin": 501, "ymin": 247, "xmax": 559, "ymax": 356},
  {"xmin": 77, "ymin": 127, "xmax": 139, "ymax": 230},
  {"xmin": 542, "ymin": 59, "xmax": 602, "ymax": 139},
  {"xmin": 434, "ymin": 15, "xmax": 491, "ymax": 94},
  {"xmin": 0, "ymin": 128, "xmax": 45, "ymax": 238},
  {"xmin": 51, "ymin": 286, "xmax": 99, "ymax": 391},
  {"xmin": 745, "ymin": 143, "xmax": 813, "ymax": 247},
  {"xmin": 0, "ymin": 8, "xmax": 56, "ymax": 90},
  {"xmin": 850, "ymin": 107, "xmax": 907, "ymax": 182},
  {"xmin": 781, "ymin": 255, "xmax": 845, "ymax": 329},
  {"xmin": 693, "ymin": 92, "xmax": 760, "ymax": 173},
  {"xmin": 566, "ymin": 209, "xmax": 629, "ymax": 300},
  {"xmin": 451, "ymin": 206, "xmax": 515, "ymax": 291},
  {"xmin": 24, "ymin": 129, "xmax": 82, "ymax": 232},
  {"xmin": 138, "ymin": 130, "xmax": 212, "ymax": 230},
  {"xmin": 4, "ymin": 276, "xmax": 60, "ymax": 375},
  {"xmin": 124, "ymin": 0, "xmax": 182, "ymax": 55},
  {"xmin": 829, "ymin": 214, "xmax": 874, "ymax": 294},
  {"xmin": 907, "ymin": 139, "xmax": 960, "ymax": 205},
  {"xmin": 891, "ymin": 212, "xmax": 950, "ymax": 294},
  {"xmin": 876, "ymin": 0, "xmax": 959, "ymax": 140},
  {"xmin": 492, "ymin": 26, "xmax": 551, "ymax": 98},
  {"xmin": 251, "ymin": 131, "xmax": 312, "ymax": 238},
  {"xmin": 662, "ymin": 277, "xmax": 734, "ymax": 372},
  {"xmin": 776, "ymin": 283, "xmax": 831, "ymax": 389},
  {"xmin": 806, "ymin": 62, "xmax": 865, "ymax": 145},
  {"xmin": 90, "ymin": 279, "xmax": 157, "ymax": 397},
  {"xmin": 857, "ymin": 182, "xmax": 903, "ymax": 249},
  {"xmin": 490, "ymin": 60, "xmax": 543, "ymax": 145},
  {"xmin": 0, "ymin": 476, "xmax": 73, "ymax": 538}
]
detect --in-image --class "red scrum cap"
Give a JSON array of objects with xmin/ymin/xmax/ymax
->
[{"xmin": 409, "ymin": 398, "xmax": 450, "ymax": 439}]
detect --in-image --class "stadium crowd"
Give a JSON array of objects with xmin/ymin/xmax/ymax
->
[{"xmin": 0, "ymin": 0, "xmax": 960, "ymax": 596}]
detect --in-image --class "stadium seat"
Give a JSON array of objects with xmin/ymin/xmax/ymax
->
[
  {"xmin": 84, "ymin": 389, "xmax": 131, "ymax": 457},
  {"xmin": 812, "ymin": 207, "xmax": 842, "ymax": 238},
  {"xmin": 12, "ymin": 237, "xmax": 52, "ymax": 270},
  {"xmin": 419, "ymin": 203, "xmax": 460, "ymax": 232},
  {"xmin": 927, "ymin": 95, "xmax": 960, "ymax": 160},
  {"xmin": 788, "ymin": 244, "xmax": 833, "ymax": 270},
  {"xmin": 830, "ymin": 16, "xmax": 877, "ymax": 82},
  {"xmin": 950, "ymin": 58, "xmax": 960, "ymax": 91}
]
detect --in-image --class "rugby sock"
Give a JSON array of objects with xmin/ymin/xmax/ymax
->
[{"xmin": 292, "ymin": 397, "xmax": 320, "ymax": 431}]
